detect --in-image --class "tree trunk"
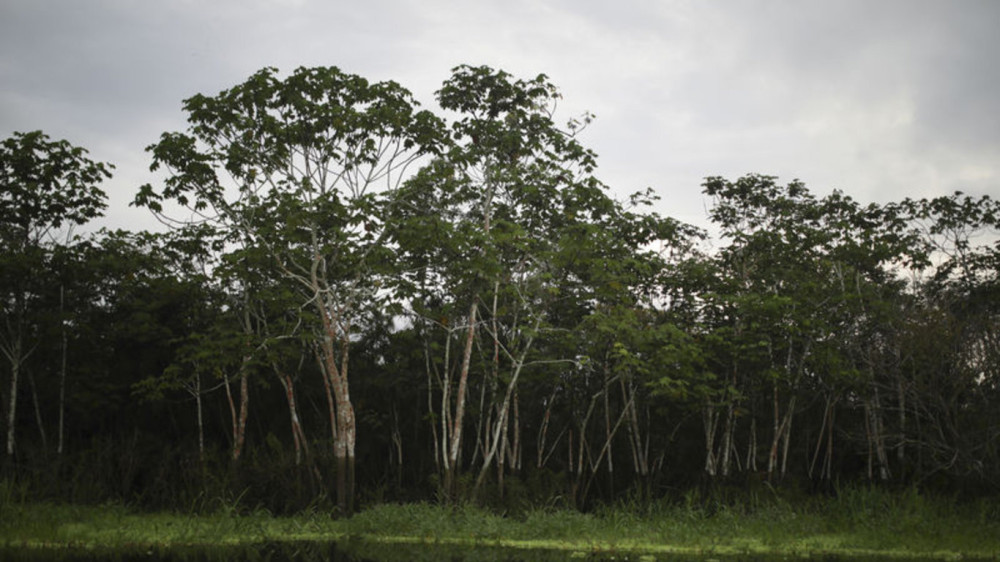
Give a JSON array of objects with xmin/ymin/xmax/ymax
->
[
  {"xmin": 719, "ymin": 402, "xmax": 734, "ymax": 477},
  {"xmin": 536, "ymin": 389, "xmax": 561, "ymax": 469},
  {"xmin": 865, "ymin": 390, "xmax": 891, "ymax": 481},
  {"xmin": 703, "ymin": 406, "xmax": 719, "ymax": 477},
  {"xmin": 602, "ymin": 364, "xmax": 614, "ymax": 495},
  {"xmin": 767, "ymin": 390, "xmax": 795, "ymax": 480},
  {"xmin": 746, "ymin": 415, "xmax": 758, "ymax": 472},
  {"xmin": 4, "ymin": 344, "xmax": 22, "ymax": 458},
  {"xmin": 318, "ymin": 303, "xmax": 356, "ymax": 515},
  {"xmin": 315, "ymin": 346, "xmax": 339, "ymax": 445},
  {"xmin": 278, "ymin": 371, "xmax": 308, "ymax": 466},
  {"xmin": 224, "ymin": 366, "xmax": 250, "ymax": 463},
  {"xmin": 27, "ymin": 368, "xmax": 47, "ymax": 451},
  {"xmin": 443, "ymin": 302, "xmax": 477, "ymax": 502},
  {"xmin": 195, "ymin": 371, "xmax": 205, "ymax": 467},
  {"xmin": 473, "ymin": 322, "xmax": 538, "ymax": 496},
  {"xmin": 57, "ymin": 285, "xmax": 67, "ymax": 456},
  {"xmin": 236, "ymin": 369, "xmax": 249, "ymax": 460},
  {"xmin": 780, "ymin": 395, "xmax": 795, "ymax": 478}
]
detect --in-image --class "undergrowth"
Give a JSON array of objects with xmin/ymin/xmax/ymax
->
[{"xmin": 2, "ymin": 482, "xmax": 999, "ymax": 558}]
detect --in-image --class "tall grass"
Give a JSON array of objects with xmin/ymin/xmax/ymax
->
[{"xmin": 3, "ymin": 484, "xmax": 999, "ymax": 558}]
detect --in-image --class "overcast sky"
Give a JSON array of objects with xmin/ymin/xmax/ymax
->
[{"xmin": 2, "ymin": 0, "xmax": 998, "ymax": 236}]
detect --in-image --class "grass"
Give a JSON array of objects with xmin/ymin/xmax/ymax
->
[{"xmin": 2, "ymin": 485, "xmax": 999, "ymax": 560}]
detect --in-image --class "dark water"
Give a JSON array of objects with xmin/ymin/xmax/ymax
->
[{"xmin": 0, "ymin": 541, "xmax": 977, "ymax": 562}]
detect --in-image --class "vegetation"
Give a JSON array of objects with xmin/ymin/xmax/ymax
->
[
  {"xmin": 2, "ymin": 486, "xmax": 1000, "ymax": 559},
  {"xmin": 2, "ymin": 63, "xmax": 999, "ymax": 552}
]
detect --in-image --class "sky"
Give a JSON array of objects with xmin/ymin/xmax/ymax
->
[{"xmin": 2, "ymin": 0, "xmax": 999, "ymax": 237}]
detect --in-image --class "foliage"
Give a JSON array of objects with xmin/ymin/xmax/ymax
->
[{"xmin": 3, "ymin": 67, "xmax": 1000, "ymax": 519}]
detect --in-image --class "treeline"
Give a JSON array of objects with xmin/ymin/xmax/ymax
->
[{"xmin": 2, "ymin": 66, "xmax": 998, "ymax": 515}]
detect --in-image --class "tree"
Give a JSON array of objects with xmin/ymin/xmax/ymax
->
[
  {"xmin": 894, "ymin": 193, "xmax": 1000, "ymax": 483},
  {"xmin": 136, "ymin": 66, "xmax": 444, "ymax": 514},
  {"xmin": 391, "ymin": 65, "xmax": 704, "ymax": 503},
  {"xmin": 390, "ymin": 65, "xmax": 610, "ymax": 500},
  {"xmin": 0, "ymin": 131, "xmax": 111, "ymax": 460},
  {"xmin": 698, "ymin": 175, "xmax": 917, "ymax": 482}
]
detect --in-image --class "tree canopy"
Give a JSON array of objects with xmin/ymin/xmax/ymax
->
[{"xmin": 3, "ymin": 66, "xmax": 999, "ymax": 513}]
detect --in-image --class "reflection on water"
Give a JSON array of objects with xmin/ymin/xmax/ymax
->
[{"xmin": 0, "ymin": 541, "xmax": 979, "ymax": 562}]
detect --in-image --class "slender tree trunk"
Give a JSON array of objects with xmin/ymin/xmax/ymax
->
[
  {"xmin": 27, "ymin": 369, "xmax": 46, "ymax": 450},
  {"xmin": 443, "ymin": 302, "xmax": 477, "ymax": 501},
  {"xmin": 621, "ymin": 376, "xmax": 649, "ymax": 492},
  {"xmin": 195, "ymin": 372, "xmax": 205, "ymax": 467},
  {"xmin": 536, "ymin": 389, "xmax": 559, "ymax": 469},
  {"xmin": 473, "ymin": 323, "xmax": 538, "ymax": 496},
  {"xmin": 390, "ymin": 403, "xmax": 403, "ymax": 491},
  {"xmin": 224, "ymin": 371, "xmax": 236, "ymax": 455},
  {"xmin": 780, "ymin": 395, "xmax": 795, "ymax": 478},
  {"xmin": 425, "ymin": 338, "xmax": 440, "ymax": 476},
  {"xmin": 5, "ymin": 347, "xmax": 22, "ymax": 458},
  {"xmin": 57, "ymin": 285, "xmax": 67, "ymax": 456},
  {"xmin": 571, "ymin": 392, "xmax": 600, "ymax": 507},
  {"xmin": 866, "ymin": 388, "xmax": 891, "ymax": 481},
  {"xmin": 278, "ymin": 371, "xmax": 307, "ymax": 465},
  {"xmin": 824, "ymin": 403, "xmax": 835, "ymax": 480},
  {"xmin": 768, "ymin": 391, "xmax": 795, "ymax": 480},
  {"xmin": 897, "ymin": 375, "xmax": 906, "ymax": 467},
  {"xmin": 768, "ymin": 384, "xmax": 781, "ymax": 477},
  {"xmin": 581, "ymin": 385, "xmax": 632, "ymax": 504},
  {"xmin": 224, "ymin": 366, "xmax": 250, "ymax": 463},
  {"xmin": 511, "ymin": 389, "xmax": 521, "ymax": 473},
  {"xmin": 602, "ymin": 364, "xmax": 614, "ymax": 495},
  {"xmin": 236, "ymin": 369, "xmax": 249, "ymax": 461},
  {"xmin": 746, "ymin": 415, "xmax": 758, "ymax": 472},
  {"xmin": 719, "ymin": 402, "xmax": 734, "ymax": 477},
  {"xmin": 703, "ymin": 406, "xmax": 719, "ymax": 477},
  {"xmin": 316, "ymin": 347, "xmax": 338, "ymax": 445},
  {"xmin": 810, "ymin": 396, "xmax": 833, "ymax": 480}
]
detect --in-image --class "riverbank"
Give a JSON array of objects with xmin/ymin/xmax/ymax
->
[{"xmin": 3, "ymin": 487, "xmax": 999, "ymax": 559}]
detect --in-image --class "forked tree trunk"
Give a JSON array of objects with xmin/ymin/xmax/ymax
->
[
  {"xmin": 767, "ymin": 390, "xmax": 795, "ymax": 480},
  {"xmin": 315, "ymin": 347, "xmax": 339, "ymax": 445},
  {"xmin": 535, "ymin": 388, "xmax": 562, "ymax": 469},
  {"xmin": 621, "ymin": 376, "xmax": 650, "ymax": 493},
  {"xmin": 224, "ymin": 365, "xmax": 250, "ymax": 463},
  {"xmin": 278, "ymin": 371, "xmax": 309, "ymax": 466},
  {"xmin": 473, "ymin": 321, "xmax": 538, "ymax": 496},
  {"xmin": 318, "ymin": 304, "xmax": 356, "ymax": 515},
  {"xmin": 810, "ymin": 395, "xmax": 836, "ymax": 481}
]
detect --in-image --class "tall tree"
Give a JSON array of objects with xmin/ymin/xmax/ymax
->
[
  {"xmin": 0, "ymin": 131, "xmax": 111, "ymax": 460},
  {"xmin": 136, "ymin": 66, "xmax": 443, "ymax": 514},
  {"xmin": 392, "ymin": 65, "xmax": 701, "ymax": 502}
]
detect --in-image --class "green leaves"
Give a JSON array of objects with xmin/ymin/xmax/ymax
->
[{"xmin": 1, "ymin": 131, "xmax": 111, "ymax": 245}]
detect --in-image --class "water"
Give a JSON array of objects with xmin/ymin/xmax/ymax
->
[{"xmin": 0, "ymin": 542, "xmax": 977, "ymax": 562}]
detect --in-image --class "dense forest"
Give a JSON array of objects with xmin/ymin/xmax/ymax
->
[{"xmin": 2, "ymin": 65, "xmax": 999, "ymax": 516}]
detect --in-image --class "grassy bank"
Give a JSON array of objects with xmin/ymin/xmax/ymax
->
[{"xmin": 2, "ymin": 486, "xmax": 999, "ymax": 559}]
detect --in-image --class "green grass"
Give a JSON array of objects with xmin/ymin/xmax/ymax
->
[{"xmin": 2, "ymin": 486, "xmax": 999, "ymax": 560}]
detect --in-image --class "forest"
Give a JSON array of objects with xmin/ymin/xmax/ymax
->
[{"xmin": 2, "ymin": 65, "xmax": 999, "ymax": 518}]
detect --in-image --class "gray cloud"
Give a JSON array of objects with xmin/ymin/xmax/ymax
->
[{"xmin": 1, "ymin": 0, "xmax": 997, "ymax": 233}]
